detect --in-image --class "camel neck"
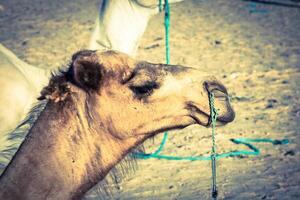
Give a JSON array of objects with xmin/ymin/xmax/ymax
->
[{"xmin": 0, "ymin": 89, "xmax": 144, "ymax": 200}]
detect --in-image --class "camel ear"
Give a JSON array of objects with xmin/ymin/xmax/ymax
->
[{"xmin": 71, "ymin": 50, "xmax": 102, "ymax": 91}]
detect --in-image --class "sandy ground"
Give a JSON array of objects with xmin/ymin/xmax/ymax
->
[{"xmin": 1, "ymin": 0, "xmax": 300, "ymax": 199}]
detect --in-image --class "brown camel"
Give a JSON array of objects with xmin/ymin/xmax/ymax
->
[{"xmin": 0, "ymin": 50, "xmax": 235, "ymax": 200}]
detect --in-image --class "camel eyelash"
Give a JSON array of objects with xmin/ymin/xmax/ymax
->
[{"xmin": 129, "ymin": 82, "xmax": 159, "ymax": 97}]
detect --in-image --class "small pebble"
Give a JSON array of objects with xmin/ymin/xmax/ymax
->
[
  {"xmin": 22, "ymin": 40, "xmax": 28, "ymax": 46},
  {"xmin": 265, "ymin": 99, "xmax": 278, "ymax": 109},
  {"xmin": 282, "ymin": 95, "xmax": 292, "ymax": 100},
  {"xmin": 284, "ymin": 150, "xmax": 295, "ymax": 156},
  {"xmin": 261, "ymin": 195, "xmax": 267, "ymax": 199},
  {"xmin": 214, "ymin": 40, "xmax": 222, "ymax": 45},
  {"xmin": 144, "ymin": 44, "xmax": 159, "ymax": 50}
]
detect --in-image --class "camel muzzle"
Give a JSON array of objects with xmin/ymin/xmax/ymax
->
[{"xmin": 204, "ymin": 80, "xmax": 235, "ymax": 125}]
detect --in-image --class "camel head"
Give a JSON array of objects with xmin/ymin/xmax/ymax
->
[
  {"xmin": 0, "ymin": 50, "xmax": 235, "ymax": 200},
  {"xmin": 47, "ymin": 50, "xmax": 235, "ymax": 139}
]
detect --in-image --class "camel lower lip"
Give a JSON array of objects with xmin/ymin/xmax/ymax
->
[
  {"xmin": 190, "ymin": 114, "xmax": 210, "ymax": 126},
  {"xmin": 217, "ymin": 111, "xmax": 235, "ymax": 123},
  {"xmin": 192, "ymin": 114, "xmax": 228, "ymax": 127}
]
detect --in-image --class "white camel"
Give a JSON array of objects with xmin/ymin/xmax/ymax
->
[
  {"xmin": 0, "ymin": 0, "xmax": 184, "ymax": 167},
  {"xmin": 89, "ymin": 0, "xmax": 183, "ymax": 53}
]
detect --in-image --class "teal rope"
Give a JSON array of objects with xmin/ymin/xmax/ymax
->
[
  {"xmin": 133, "ymin": 1, "xmax": 289, "ymax": 198},
  {"xmin": 134, "ymin": 93, "xmax": 289, "ymax": 161},
  {"xmin": 209, "ymin": 92, "xmax": 218, "ymax": 200},
  {"xmin": 158, "ymin": 0, "xmax": 163, "ymax": 12},
  {"xmin": 158, "ymin": 0, "xmax": 170, "ymax": 64},
  {"xmin": 164, "ymin": 0, "xmax": 170, "ymax": 64},
  {"xmin": 133, "ymin": 0, "xmax": 290, "ymax": 162},
  {"xmin": 133, "ymin": 137, "xmax": 289, "ymax": 160},
  {"xmin": 162, "ymin": 0, "xmax": 170, "ymax": 156},
  {"xmin": 133, "ymin": 91, "xmax": 289, "ymax": 161},
  {"xmin": 149, "ymin": 0, "xmax": 171, "ymax": 161}
]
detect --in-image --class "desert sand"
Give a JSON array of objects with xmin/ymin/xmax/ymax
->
[{"xmin": 0, "ymin": 0, "xmax": 299, "ymax": 199}]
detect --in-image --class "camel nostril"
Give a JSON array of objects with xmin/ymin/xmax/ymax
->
[{"xmin": 204, "ymin": 80, "xmax": 228, "ymax": 95}]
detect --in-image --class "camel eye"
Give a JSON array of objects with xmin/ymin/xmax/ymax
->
[{"xmin": 130, "ymin": 82, "xmax": 159, "ymax": 98}]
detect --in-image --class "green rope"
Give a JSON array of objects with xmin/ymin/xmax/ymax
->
[
  {"xmin": 209, "ymin": 92, "xmax": 218, "ymax": 200},
  {"xmin": 133, "ymin": 92, "xmax": 289, "ymax": 161},
  {"xmin": 158, "ymin": 0, "xmax": 163, "ymax": 12},
  {"xmin": 134, "ymin": 90, "xmax": 289, "ymax": 162},
  {"xmin": 134, "ymin": 84, "xmax": 289, "ymax": 163},
  {"xmin": 133, "ymin": 0, "xmax": 290, "ymax": 161},
  {"xmin": 133, "ymin": 137, "xmax": 289, "ymax": 160},
  {"xmin": 133, "ymin": 1, "xmax": 289, "ymax": 198},
  {"xmin": 152, "ymin": 0, "xmax": 171, "ymax": 161},
  {"xmin": 164, "ymin": 0, "xmax": 170, "ymax": 64}
]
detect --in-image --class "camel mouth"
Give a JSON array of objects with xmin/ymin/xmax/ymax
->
[
  {"xmin": 203, "ymin": 80, "xmax": 235, "ymax": 124},
  {"xmin": 208, "ymin": 90, "xmax": 235, "ymax": 125},
  {"xmin": 187, "ymin": 100, "xmax": 234, "ymax": 128},
  {"xmin": 187, "ymin": 80, "xmax": 235, "ymax": 127},
  {"xmin": 208, "ymin": 107, "xmax": 235, "ymax": 127},
  {"xmin": 208, "ymin": 95, "xmax": 235, "ymax": 127}
]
